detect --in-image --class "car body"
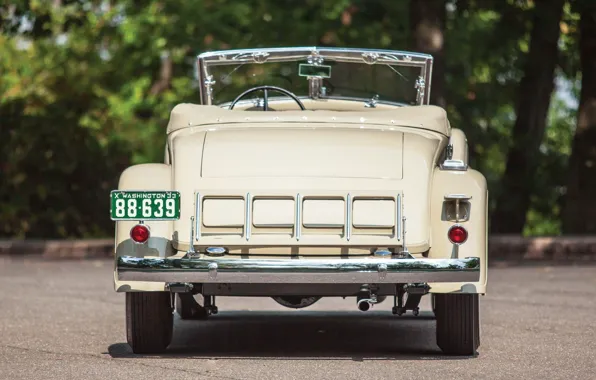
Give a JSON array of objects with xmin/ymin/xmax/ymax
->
[{"xmin": 111, "ymin": 47, "xmax": 487, "ymax": 356}]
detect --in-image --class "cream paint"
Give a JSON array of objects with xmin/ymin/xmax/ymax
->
[
  {"xmin": 114, "ymin": 100, "xmax": 487, "ymax": 294},
  {"xmin": 166, "ymin": 103, "xmax": 451, "ymax": 136},
  {"xmin": 428, "ymin": 169, "xmax": 488, "ymax": 294},
  {"xmin": 352, "ymin": 199, "xmax": 395, "ymax": 228},
  {"xmin": 163, "ymin": 126, "xmax": 444, "ymax": 249},
  {"xmin": 201, "ymin": 128, "xmax": 404, "ymax": 179}
]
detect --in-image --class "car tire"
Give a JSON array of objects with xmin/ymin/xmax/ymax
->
[
  {"xmin": 175, "ymin": 293, "xmax": 209, "ymax": 320},
  {"xmin": 126, "ymin": 292, "xmax": 173, "ymax": 354},
  {"xmin": 433, "ymin": 293, "xmax": 480, "ymax": 356}
]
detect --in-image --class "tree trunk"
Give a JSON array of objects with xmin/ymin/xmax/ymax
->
[
  {"xmin": 410, "ymin": 0, "xmax": 446, "ymax": 108},
  {"xmin": 561, "ymin": 3, "xmax": 596, "ymax": 234},
  {"xmin": 490, "ymin": 0, "xmax": 564, "ymax": 234}
]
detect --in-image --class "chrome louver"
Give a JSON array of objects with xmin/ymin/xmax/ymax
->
[{"xmin": 191, "ymin": 191, "xmax": 405, "ymax": 247}]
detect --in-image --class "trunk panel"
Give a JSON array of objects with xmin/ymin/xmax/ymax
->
[
  {"xmin": 171, "ymin": 125, "xmax": 445, "ymax": 254},
  {"xmin": 201, "ymin": 128, "xmax": 403, "ymax": 179}
]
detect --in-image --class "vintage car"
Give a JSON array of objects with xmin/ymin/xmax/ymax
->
[{"xmin": 111, "ymin": 47, "xmax": 486, "ymax": 356}]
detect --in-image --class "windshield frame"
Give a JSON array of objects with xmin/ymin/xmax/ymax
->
[{"xmin": 196, "ymin": 46, "xmax": 433, "ymax": 107}]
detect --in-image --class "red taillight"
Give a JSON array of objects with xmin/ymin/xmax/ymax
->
[
  {"xmin": 447, "ymin": 225, "xmax": 468, "ymax": 244},
  {"xmin": 130, "ymin": 224, "xmax": 150, "ymax": 243}
]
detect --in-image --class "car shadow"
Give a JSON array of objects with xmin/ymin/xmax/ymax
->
[{"xmin": 107, "ymin": 310, "xmax": 475, "ymax": 361}]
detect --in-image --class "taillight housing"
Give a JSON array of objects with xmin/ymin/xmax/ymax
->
[
  {"xmin": 447, "ymin": 224, "xmax": 468, "ymax": 245},
  {"xmin": 130, "ymin": 224, "xmax": 150, "ymax": 244}
]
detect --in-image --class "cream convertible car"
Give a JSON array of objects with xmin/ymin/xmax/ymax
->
[{"xmin": 111, "ymin": 47, "xmax": 486, "ymax": 355}]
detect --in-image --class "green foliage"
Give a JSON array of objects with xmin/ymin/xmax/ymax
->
[
  {"xmin": 523, "ymin": 94, "xmax": 577, "ymax": 236},
  {"xmin": 0, "ymin": 0, "xmax": 582, "ymax": 238},
  {"xmin": 444, "ymin": 1, "xmax": 532, "ymax": 215},
  {"xmin": 444, "ymin": 1, "xmax": 579, "ymax": 236}
]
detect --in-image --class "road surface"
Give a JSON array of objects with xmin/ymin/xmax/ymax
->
[{"xmin": 0, "ymin": 257, "xmax": 595, "ymax": 380}]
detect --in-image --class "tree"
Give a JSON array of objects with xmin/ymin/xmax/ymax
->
[
  {"xmin": 410, "ymin": 0, "xmax": 446, "ymax": 107},
  {"xmin": 0, "ymin": 1, "xmax": 583, "ymax": 238},
  {"xmin": 490, "ymin": 0, "xmax": 565, "ymax": 233},
  {"xmin": 0, "ymin": 0, "xmax": 411, "ymax": 238},
  {"xmin": 562, "ymin": 1, "xmax": 596, "ymax": 234}
]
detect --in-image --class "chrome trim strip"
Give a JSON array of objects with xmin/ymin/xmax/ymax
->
[
  {"xmin": 188, "ymin": 217, "xmax": 196, "ymax": 254},
  {"xmin": 400, "ymin": 216, "xmax": 409, "ymax": 255},
  {"xmin": 415, "ymin": 75, "xmax": 426, "ymax": 104},
  {"xmin": 199, "ymin": 47, "xmax": 432, "ymax": 67},
  {"xmin": 295, "ymin": 193, "xmax": 302, "ymax": 241},
  {"xmin": 195, "ymin": 192, "xmax": 201, "ymax": 241},
  {"xmin": 117, "ymin": 256, "xmax": 481, "ymax": 284},
  {"xmin": 424, "ymin": 57, "xmax": 433, "ymax": 105},
  {"xmin": 440, "ymin": 160, "xmax": 468, "ymax": 171},
  {"xmin": 245, "ymin": 193, "xmax": 252, "ymax": 241},
  {"xmin": 197, "ymin": 56, "xmax": 208, "ymax": 105},
  {"xmin": 196, "ymin": 47, "xmax": 433, "ymax": 106},
  {"xmin": 444, "ymin": 194, "xmax": 472, "ymax": 201},
  {"xmin": 345, "ymin": 193, "xmax": 352, "ymax": 241},
  {"xmin": 396, "ymin": 194, "xmax": 402, "ymax": 241}
]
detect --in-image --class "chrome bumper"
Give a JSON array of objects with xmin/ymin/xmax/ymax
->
[{"xmin": 117, "ymin": 256, "xmax": 480, "ymax": 284}]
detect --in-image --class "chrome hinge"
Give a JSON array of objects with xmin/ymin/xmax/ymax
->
[
  {"xmin": 398, "ymin": 216, "xmax": 409, "ymax": 257},
  {"xmin": 188, "ymin": 216, "xmax": 197, "ymax": 256},
  {"xmin": 445, "ymin": 144, "xmax": 453, "ymax": 160},
  {"xmin": 415, "ymin": 76, "xmax": 426, "ymax": 104},
  {"xmin": 440, "ymin": 143, "xmax": 468, "ymax": 171},
  {"xmin": 364, "ymin": 94, "xmax": 379, "ymax": 108}
]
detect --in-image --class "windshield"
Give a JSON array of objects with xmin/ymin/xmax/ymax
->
[
  {"xmin": 209, "ymin": 61, "xmax": 421, "ymax": 106},
  {"xmin": 197, "ymin": 47, "xmax": 432, "ymax": 107}
]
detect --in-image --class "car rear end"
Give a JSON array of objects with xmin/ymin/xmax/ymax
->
[
  {"xmin": 112, "ymin": 108, "xmax": 486, "ymax": 356},
  {"xmin": 115, "ymin": 121, "xmax": 483, "ymax": 285}
]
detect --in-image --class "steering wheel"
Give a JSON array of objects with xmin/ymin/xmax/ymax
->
[{"xmin": 229, "ymin": 85, "xmax": 306, "ymax": 111}]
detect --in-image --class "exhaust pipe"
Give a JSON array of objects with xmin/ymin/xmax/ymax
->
[
  {"xmin": 357, "ymin": 298, "xmax": 373, "ymax": 312},
  {"xmin": 356, "ymin": 284, "xmax": 387, "ymax": 311}
]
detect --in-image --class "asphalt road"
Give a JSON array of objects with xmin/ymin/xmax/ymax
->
[{"xmin": 0, "ymin": 257, "xmax": 595, "ymax": 380}]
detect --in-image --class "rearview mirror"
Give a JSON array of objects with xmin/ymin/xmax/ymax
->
[{"xmin": 298, "ymin": 63, "xmax": 332, "ymax": 78}]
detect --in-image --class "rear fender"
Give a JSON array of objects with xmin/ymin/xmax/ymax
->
[
  {"xmin": 114, "ymin": 163, "xmax": 174, "ymax": 292},
  {"xmin": 428, "ymin": 168, "xmax": 488, "ymax": 294}
]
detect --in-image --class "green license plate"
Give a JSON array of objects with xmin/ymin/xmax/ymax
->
[{"xmin": 110, "ymin": 191, "xmax": 181, "ymax": 220}]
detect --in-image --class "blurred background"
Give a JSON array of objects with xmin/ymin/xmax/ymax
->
[{"xmin": 1, "ymin": 0, "xmax": 595, "ymax": 240}]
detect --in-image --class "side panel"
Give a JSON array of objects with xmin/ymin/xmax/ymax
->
[
  {"xmin": 171, "ymin": 130, "xmax": 207, "ymax": 249},
  {"xmin": 402, "ymin": 132, "xmax": 445, "ymax": 249},
  {"xmin": 428, "ymin": 168, "xmax": 488, "ymax": 294},
  {"xmin": 114, "ymin": 163, "xmax": 174, "ymax": 292}
]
